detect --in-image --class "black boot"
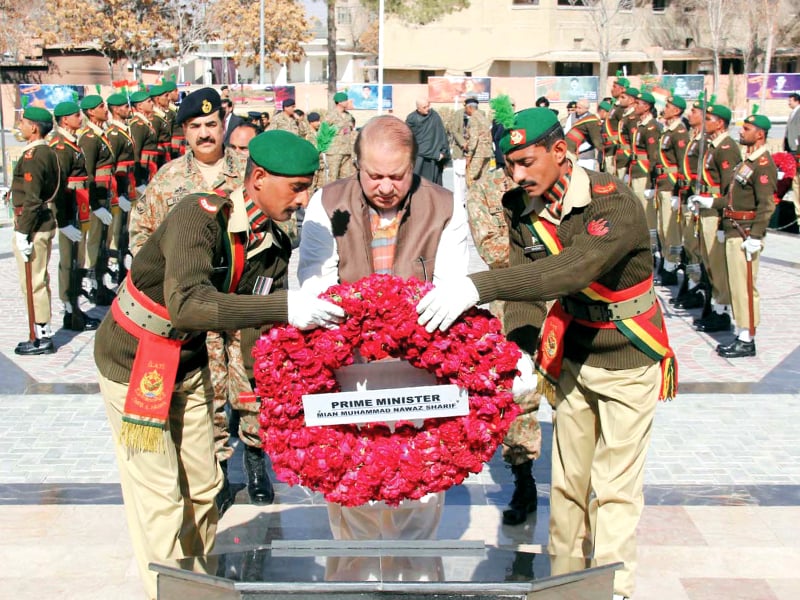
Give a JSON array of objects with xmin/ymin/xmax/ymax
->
[
  {"xmin": 502, "ymin": 461, "xmax": 537, "ymax": 526},
  {"xmin": 675, "ymin": 286, "xmax": 705, "ymax": 310},
  {"xmin": 63, "ymin": 310, "xmax": 101, "ymax": 332},
  {"xmin": 716, "ymin": 338, "xmax": 756, "ymax": 358},
  {"xmin": 243, "ymin": 445, "xmax": 274, "ymax": 505},
  {"xmin": 695, "ymin": 311, "xmax": 732, "ymax": 333},
  {"xmin": 15, "ymin": 337, "xmax": 55, "ymax": 356},
  {"xmin": 656, "ymin": 268, "xmax": 678, "ymax": 286},
  {"xmin": 692, "ymin": 283, "xmax": 713, "ymax": 323},
  {"xmin": 669, "ymin": 271, "xmax": 689, "ymax": 303},
  {"xmin": 215, "ymin": 460, "xmax": 235, "ymax": 518}
]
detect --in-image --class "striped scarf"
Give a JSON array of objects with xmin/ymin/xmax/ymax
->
[
  {"xmin": 245, "ymin": 196, "xmax": 270, "ymax": 248},
  {"xmin": 541, "ymin": 163, "xmax": 573, "ymax": 221},
  {"xmin": 369, "ymin": 208, "xmax": 401, "ymax": 274}
]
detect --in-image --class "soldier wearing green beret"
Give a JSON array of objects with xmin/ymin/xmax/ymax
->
[
  {"xmin": 12, "ymin": 106, "xmax": 61, "ymax": 355},
  {"xmin": 324, "ymin": 91, "xmax": 355, "ymax": 182},
  {"xmin": 128, "ymin": 90, "xmax": 160, "ymax": 189},
  {"xmin": 416, "ymin": 107, "xmax": 677, "ymax": 600},
  {"xmin": 653, "ymin": 94, "xmax": 690, "ymax": 287},
  {"xmin": 602, "ymin": 74, "xmax": 630, "ymax": 172},
  {"xmin": 77, "ymin": 94, "xmax": 117, "ymax": 305},
  {"xmin": 149, "ymin": 84, "xmax": 173, "ymax": 166},
  {"xmin": 160, "ymin": 80, "xmax": 184, "ymax": 159},
  {"xmin": 106, "ymin": 93, "xmax": 136, "ymax": 280},
  {"xmin": 688, "ymin": 102, "xmax": 741, "ymax": 333},
  {"xmin": 629, "ymin": 91, "xmax": 661, "ymax": 261},
  {"xmin": 94, "ymin": 129, "xmax": 344, "ymax": 600},
  {"xmin": 49, "ymin": 101, "xmax": 102, "ymax": 332},
  {"xmin": 614, "ymin": 87, "xmax": 639, "ymax": 178},
  {"xmin": 705, "ymin": 112, "xmax": 776, "ymax": 358}
]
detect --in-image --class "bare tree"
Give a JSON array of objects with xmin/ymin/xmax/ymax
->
[{"xmin": 169, "ymin": 0, "xmax": 213, "ymax": 83}]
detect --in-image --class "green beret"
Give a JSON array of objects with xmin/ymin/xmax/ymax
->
[
  {"xmin": 249, "ymin": 130, "xmax": 320, "ymax": 176},
  {"xmin": 79, "ymin": 95, "xmax": 103, "ymax": 110},
  {"xmin": 598, "ymin": 100, "xmax": 613, "ymax": 112},
  {"xmin": 148, "ymin": 84, "xmax": 165, "ymax": 97},
  {"xmin": 106, "ymin": 93, "xmax": 128, "ymax": 107},
  {"xmin": 745, "ymin": 113, "xmax": 771, "ymax": 132},
  {"xmin": 706, "ymin": 103, "xmax": 732, "ymax": 123},
  {"xmin": 23, "ymin": 106, "xmax": 52, "ymax": 123},
  {"xmin": 624, "ymin": 87, "xmax": 639, "ymax": 98},
  {"xmin": 54, "ymin": 101, "xmax": 80, "ymax": 118},
  {"xmin": 176, "ymin": 87, "xmax": 221, "ymax": 125},
  {"xmin": 333, "ymin": 92, "xmax": 348, "ymax": 104},
  {"xmin": 161, "ymin": 81, "xmax": 177, "ymax": 92},
  {"xmin": 614, "ymin": 77, "xmax": 630, "ymax": 88},
  {"xmin": 666, "ymin": 95, "xmax": 686, "ymax": 111},
  {"xmin": 130, "ymin": 91, "xmax": 150, "ymax": 104},
  {"xmin": 499, "ymin": 107, "xmax": 560, "ymax": 155},
  {"xmin": 636, "ymin": 91, "xmax": 656, "ymax": 105}
]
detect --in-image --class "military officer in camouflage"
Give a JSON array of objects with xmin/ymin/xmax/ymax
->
[
  {"xmin": 702, "ymin": 113, "xmax": 776, "ymax": 358},
  {"xmin": 50, "ymin": 101, "xmax": 101, "ymax": 332},
  {"xmin": 466, "ymin": 166, "xmax": 542, "ymax": 526},
  {"xmin": 12, "ymin": 106, "xmax": 61, "ymax": 355},
  {"xmin": 464, "ymin": 97, "xmax": 493, "ymax": 187},
  {"xmin": 268, "ymin": 98, "xmax": 307, "ymax": 138},
  {"xmin": 324, "ymin": 92, "xmax": 355, "ymax": 182},
  {"xmin": 128, "ymin": 88, "xmax": 274, "ymax": 518}
]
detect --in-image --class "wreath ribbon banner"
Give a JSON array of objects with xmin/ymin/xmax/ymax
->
[{"xmin": 253, "ymin": 274, "xmax": 523, "ymax": 507}]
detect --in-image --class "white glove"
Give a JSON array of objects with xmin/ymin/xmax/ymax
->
[
  {"xmin": 741, "ymin": 236, "xmax": 762, "ymax": 255},
  {"xmin": 512, "ymin": 353, "xmax": 538, "ymax": 398},
  {"xmin": 93, "ymin": 207, "xmax": 113, "ymax": 226},
  {"xmin": 60, "ymin": 225, "xmax": 82, "ymax": 243},
  {"xmin": 135, "ymin": 184, "xmax": 148, "ymax": 197},
  {"xmin": 117, "ymin": 195, "xmax": 131, "ymax": 212},
  {"xmin": 670, "ymin": 195, "xmax": 680, "ymax": 210},
  {"xmin": 622, "ymin": 174, "xmax": 630, "ymax": 184},
  {"xmin": 14, "ymin": 231, "xmax": 32, "ymax": 260},
  {"xmin": 689, "ymin": 194, "xmax": 714, "ymax": 210},
  {"xmin": 716, "ymin": 230, "xmax": 726, "ymax": 243},
  {"xmin": 416, "ymin": 276, "xmax": 480, "ymax": 333},
  {"xmin": 777, "ymin": 170, "xmax": 785, "ymax": 181},
  {"xmin": 287, "ymin": 290, "xmax": 346, "ymax": 330},
  {"xmin": 643, "ymin": 189, "xmax": 655, "ymax": 200}
]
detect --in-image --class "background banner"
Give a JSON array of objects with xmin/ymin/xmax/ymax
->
[
  {"xmin": 746, "ymin": 73, "xmax": 800, "ymax": 99},
  {"xmin": 428, "ymin": 77, "xmax": 491, "ymax": 103}
]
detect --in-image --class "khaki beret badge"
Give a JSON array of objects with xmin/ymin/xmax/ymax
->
[{"xmin": 202, "ymin": 100, "xmax": 212, "ymax": 114}]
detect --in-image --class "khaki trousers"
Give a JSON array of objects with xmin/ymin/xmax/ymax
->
[
  {"xmin": 656, "ymin": 190, "xmax": 682, "ymax": 263},
  {"xmin": 327, "ymin": 492, "xmax": 444, "ymax": 541},
  {"xmin": 14, "ymin": 228, "xmax": 55, "ymax": 324},
  {"xmin": 698, "ymin": 211, "xmax": 731, "ymax": 304},
  {"xmin": 57, "ymin": 230, "xmax": 88, "ymax": 306},
  {"xmin": 83, "ymin": 212, "xmax": 104, "ymax": 270},
  {"xmin": 681, "ymin": 208, "xmax": 703, "ymax": 283},
  {"xmin": 549, "ymin": 358, "xmax": 660, "ymax": 598},
  {"xmin": 725, "ymin": 237, "xmax": 761, "ymax": 331},
  {"xmin": 630, "ymin": 176, "xmax": 657, "ymax": 233},
  {"xmin": 99, "ymin": 368, "xmax": 222, "ymax": 600}
]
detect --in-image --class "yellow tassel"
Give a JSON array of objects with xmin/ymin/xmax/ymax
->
[
  {"xmin": 660, "ymin": 356, "xmax": 677, "ymax": 401},
  {"xmin": 536, "ymin": 377, "xmax": 557, "ymax": 407},
  {"xmin": 120, "ymin": 422, "xmax": 166, "ymax": 453}
]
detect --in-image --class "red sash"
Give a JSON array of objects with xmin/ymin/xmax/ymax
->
[
  {"xmin": 530, "ymin": 215, "xmax": 677, "ymax": 401},
  {"xmin": 75, "ymin": 188, "xmax": 91, "ymax": 223},
  {"xmin": 111, "ymin": 275, "xmax": 186, "ymax": 452}
]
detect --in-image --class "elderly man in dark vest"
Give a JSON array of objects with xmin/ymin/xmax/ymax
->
[{"xmin": 298, "ymin": 114, "xmax": 470, "ymax": 540}]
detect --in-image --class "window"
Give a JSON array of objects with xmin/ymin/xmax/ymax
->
[
  {"xmin": 336, "ymin": 7, "xmax": 352, "ymax": 26},
  {"xmin": 652, "ymin": 0, "xmax": 667, "ymax": 11},
  {"xmin": 512, "ymin": 0, "xmax": 539, "ymax": 4},
  {"xmin": 558, "ymin": 0, "xmax": 589, "ymax": 6}
]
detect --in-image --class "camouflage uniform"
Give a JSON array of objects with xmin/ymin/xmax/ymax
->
[
  {"xmin": 127, "ymin": 147, "xmax": 255, "ymax": 460},
  {"xmin": 465, "ymin": 110, "xmax": 493, "ymax": 187},
  {"xmin": 466, "ymin": 167, "xmax": 542, "ymax": 465},
  {"xmin": 268, "ymin": 111, "xmax": 301, "ymax": 135},
  {"xmin": 324, "ymin": 109, "xmax": 355, "ymax": 182}
]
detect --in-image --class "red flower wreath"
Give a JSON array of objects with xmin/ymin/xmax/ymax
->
[{"xmin": 252, "ymin": 274, "xmax": 522, "ymax": 507}]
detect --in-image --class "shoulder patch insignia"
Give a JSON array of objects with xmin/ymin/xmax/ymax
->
[
  {"xmin": 758, "ymin": 156, "xmax": 769, "ymax": 166},
  {"xmin": 24, "ymin": 172, "xmax": 32, "ymax": 182},
  {"xmin": 198, "ymin": 196, "xmax": 219, "ymax": 214},
  {"xmin": 24, "ymin": 150, "xmax": 33, "ymax": 159},
  {"xmin": 721, "ymin": 160, "xmax": 730, "ymax": 170},
  {"xmin": 587, "ymin": 218, "xmax": 609, "ymax": 236},
  {"xmin": 648, "ymin": 137, "xmax": 655, "ymax": 144},
  {"xmin": 678, "ymin": 139, "xmax": 686, "ymax": 148},
  {"xmin": 592, "ymin": 181, "xmax": 617, "ymax": 195},
  {"xmin": 759, "ymin": 174, "xmax": 769, "ymax": 184}
]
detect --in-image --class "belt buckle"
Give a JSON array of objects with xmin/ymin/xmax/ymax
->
[{"xmin": 587, "ymin": 304, "xmax": 610, "ymax": 322}]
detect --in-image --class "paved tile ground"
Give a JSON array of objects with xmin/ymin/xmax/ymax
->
[{"xmin": 1, "ymin": 220, "xmax": 800, "ymax": 599}]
